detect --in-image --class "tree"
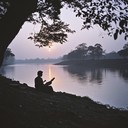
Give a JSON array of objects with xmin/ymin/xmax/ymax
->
[
  {"xmin": 94, "ymin": 44, "xmax": 103, "ymax": 59},
  {"xmin": 118, "ymin": 48, "xmax": 128, "ymax": 58},
  {"xmin": 118, "ymin": 42, "xmax": 128, "ymax": 58},
  {"xmin": 88, "ymin": 45, "xmax": 95, "ymax": 59},
  {"xmin": 123, "ymin": 42, "xmax": 128, "ymax": 49},
  {"xmin": 63, "ymin": 43, "xmax": 104, "ymax": 60},
  {"xmin": 66, "ymin": 50, "xmax": 79, "ymax": 60},
  {"xmin": 64, "ymin": 43, "xmax": 88, "ymax": 60},
  {"xmin": 0, "ymin": 0, "xmax": 38, "ymax": 66},
  {"xmin": 3, "ymin": 48, "xmax": 15, "ymax": 65},
  {"xmin": 75, "ymin": 43, "xmax": 88, "ymax": 59},
  {"xmin": 0, "ymin": 0, "xmax": 128, "ymax": 66},
  {"xmin": 88, "ymin": 44, "xmax": 103, "ymax": 59},
  {"xmin": 4, "ymin": 48, "xmax": 15, "ymax": 57}
]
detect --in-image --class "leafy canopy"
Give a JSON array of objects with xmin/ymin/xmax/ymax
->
[
  {"xmin": 63, "ymin": 43, "xmax": 104, "ymax": 60},
  {"xmin": 118, "ymin": 42, "xmax": 128, "ymax": 57},
  {"xmin": 0, "ymin": 0, "xmax": 128, "ymax": 47}
]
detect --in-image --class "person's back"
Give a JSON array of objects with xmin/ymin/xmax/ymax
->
[
  {"xmin": 34, "ymin": 70, "xmax": 54, "ymax": 93},
  {"xmin": 35, "ymin": 76, "xmax": 44, "ymax": 90}
]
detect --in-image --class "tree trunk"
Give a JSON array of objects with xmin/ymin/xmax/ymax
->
[{"xmin": 0, "ymin": 0, "xmax": 37, "ymax": 66}]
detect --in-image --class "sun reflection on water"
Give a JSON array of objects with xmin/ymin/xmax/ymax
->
[{"xmin": 48, "ymin": 64, "xmax": 52, "ymax": 80}]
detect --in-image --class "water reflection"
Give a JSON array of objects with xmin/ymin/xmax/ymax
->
[
  {"xmin": 119, "ymin": 68, "xmax": 128, "ymax": 81},
  {"xmin": 63, "ymin": 66, "xmax": 128, "ymax": 85},
  {"xmin": 0, "ymin": 65, "xmax": 15, "ymax": 79},
  {"xmin": 63, "ymin": 66, "xmax": 103, "ymax": 85},
  {"xmin": 89, "ymin": 68, "xmax": 103, "ymax": 84},
  {"xmin": 0, "ymin": 64, "xmax": 128, "ymax": 108},
  {"xmin": 62, "ymin": 65, "xmax": 128, "ymax": 108},
  {"xmin": 48, "ymin": 65, "xmax": 52, "ymax": 80}
]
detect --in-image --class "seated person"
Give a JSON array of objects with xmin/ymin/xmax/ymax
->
[{"xmin": 35, "ymin": 70, "xmax": 55, "ymax": 93}]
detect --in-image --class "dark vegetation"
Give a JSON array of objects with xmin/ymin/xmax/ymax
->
[
  {"xmin": 118, "ymin": 42, "xmax": 128, "ymax": 58},
  {"xmin": 2, "ymin": 48, "xmax": 15, "ymax": 65},
  {"xmin": 56, "ymin": 59, "xmax": 128, "ymax": 69},
  {"xmin": 56, "ymin": 43, "xmax": 128, "ymax": 68},
  {"xmin": 63, "ymin": 43, "xmax": 105, "ymax": 60},
  {"xmin": 62, "ymin": 43, "xmax": 128, "ymax": 61}
]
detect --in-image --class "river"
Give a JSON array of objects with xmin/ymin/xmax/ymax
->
[{"xmin": 0, "ymin": 63, "xmax": 128, "ymax": 109}]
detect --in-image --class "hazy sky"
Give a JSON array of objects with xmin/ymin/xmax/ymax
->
[{"xmin": 9, "ymin": 8, "xmax": 126, "ymax": 59}]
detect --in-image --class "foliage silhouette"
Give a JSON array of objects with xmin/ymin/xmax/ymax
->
[
  {"xmin": 118, "ymin": 42, "xmax": 128, "ymax": 58},
  {"xmin": 4, "ymin": 48, "xmax": 15, "ymax": 57},
  {"xmin": 2, "ymin": 48, "xmax": 15, "ymax": 65},
  {"xmin": 0, "ymin": 0, "xmax": 128, "ymax": 65},
  {"xmin": 63, "ymin": 43, "xmax": 104, "ymax": 60}
]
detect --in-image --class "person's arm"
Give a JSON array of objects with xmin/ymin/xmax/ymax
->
[
  {"xmin": 45, "ymin": 77, "xmax": 55, "ymax": 86},
  {"xmin": 43, "ymin": 80, "xmax": 46, "ymax": 83}
]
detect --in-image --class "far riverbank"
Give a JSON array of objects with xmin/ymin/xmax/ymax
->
[{"xmin": 55, "ymin": 59, "xmax": 128, "ymax": 68}]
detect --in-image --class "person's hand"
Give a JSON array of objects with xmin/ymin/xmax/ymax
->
[{"xmin": 45, "ymin": 81, "xmax": 51, "ymax": 86}]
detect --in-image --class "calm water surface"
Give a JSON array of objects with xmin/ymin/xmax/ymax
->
[{"xmin": 0, "ymin": 63, "xmax": 128, "ymax": 109}]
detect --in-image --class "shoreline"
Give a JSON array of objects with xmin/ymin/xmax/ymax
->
[
  {"xmin": 55, "ymin": 59, "xmax": 128, "ymax": 68},
  {"xmin": 0, "ymin": 75, "xmax": 128, "ymax": 128}
]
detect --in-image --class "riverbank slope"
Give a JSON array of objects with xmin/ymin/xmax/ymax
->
[{"xmin": 0, "ymin": 75, "xmax": 128, "ymax": 128}]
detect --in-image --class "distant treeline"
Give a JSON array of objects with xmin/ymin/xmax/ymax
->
[
  {"xmin": 15, "ymin": 58, "xmax": 62, "ymax": 64},
  {"xmin": 62, "ymin": 43, "xmax": 128, "ymax": 61},
  {"xmin": 56, "ymin": 43, "xmax": 128, "ymax": 68}
]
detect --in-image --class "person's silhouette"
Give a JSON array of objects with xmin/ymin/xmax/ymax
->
[{"xmin": 35, "ymin": 70, "xmax": 55, "ymax": 93}]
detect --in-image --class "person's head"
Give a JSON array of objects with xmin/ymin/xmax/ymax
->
[{"xmin": 37, "ymin": 70, "xmax": 43, "ymax": 77}]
